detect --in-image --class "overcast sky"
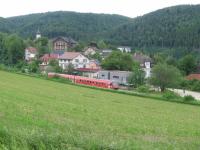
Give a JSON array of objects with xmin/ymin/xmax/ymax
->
[{"xmin": 1, "ymin": 0, "xmax": 200, "ymax": 18}]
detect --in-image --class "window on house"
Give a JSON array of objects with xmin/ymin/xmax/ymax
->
[
  {"xmin": 113, "ymin": 76, "xmax": 119, "ymax": 79},
  {"xmin": 83, "ymin": 59, "xmax": 87, "ymax": 63},
  {"xmin": 75, "ymin": 59, "xmax": 79, "ymax": 63}
]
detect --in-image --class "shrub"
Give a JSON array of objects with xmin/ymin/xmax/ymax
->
[
  {"xmin": 162, "ymin": 91, "xmax": 180, "ymax": 100},
  {"xmin": 180, "ymin": 79, "xmax": 200, "ymax": 92},
  {"xmin": 191, "ymin": 81, "xmax": 200, "ymax": 92},
  {"xmin": 184, "ymin": 95, "xmax": 196, "ymax": 102},
  {"xmin": 136, "ymin": 85, "xmax": 150, "ymax": 93},
  {"xmin": 0, "ymin": 64, "xmax": 7, "ymax": 70}
]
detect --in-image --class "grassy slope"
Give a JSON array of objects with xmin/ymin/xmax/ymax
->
[{"xmin": 0, "ymin": 71, "xmax": 200, "ymax": 149}]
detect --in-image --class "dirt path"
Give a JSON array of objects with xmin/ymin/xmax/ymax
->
[{"xmin": 170, "ymin": 89, "xmax": 200, "ymax": 101}]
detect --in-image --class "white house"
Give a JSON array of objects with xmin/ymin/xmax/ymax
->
[
  {"xmin": 132, "ymin": 52, "xmax": 152, "ymax": 78},
  {"xmin": 25, "ymin": 47, "xmax": 38, "ymax": 61},
  {"xmin": 99, "ymin": 49, "xmax": 113, "ymax": 59},
  {"xmin": 117, "ymin": 46, "xmax": 131, "ymax": 53},
  {"xmin": 84, "ymin": 46, "xmax": 98, "ymax": 56},
  {"xmin": 59, "ymin": 52, "xmax": 89, "ymax": 69}
]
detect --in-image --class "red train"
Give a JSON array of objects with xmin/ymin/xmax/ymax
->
[{"xmin": 48, "ymin": 73, "xmax": 119, "ymax": 89}]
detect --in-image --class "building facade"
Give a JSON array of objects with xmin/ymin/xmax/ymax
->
[
  {"xmin": 132, "ymin": 52, "xmax": 152, "ymax": 78},
  {"xmin": 86, "ymin": 60, "xmax": 101, "ymax": 69},
  {"xmin": 84, "ymin": 46, "xmax": 98, "ymax": 56},
  {"xmin": 117, "ymin": 46, "xmax": 131, "ymax": 53},
  {"xmin": 25, "ymin": 47, "xmax": 38, "ymax": 61},
  {"xmin": 40, "ymin": 54, "xmax": 59, "ymax": 65},
  {"xmin": 52, "ymin": 37, "xmax": 77, "ymax": 51},
  {"xmin": 98, "ymin": 70, "xmax": 131, "ymax": 84},
  {"xmin": 76, "ymin": 68, "xmax": 100, "ymax": 79},
  {"xmin": 99, "ymin": 49, "xmax": 113, "ymax": 59},
  {"xmin": 36, "ymin": 29, "xmax": 41, "ymax": 39},
  {"xmin": 59, "ymin": 52, "xmax": 89, "ymax": 69}
]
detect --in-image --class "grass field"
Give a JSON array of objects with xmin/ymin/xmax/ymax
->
[{"xmin": 0, "ymin": 71, "xmax": 200, "ymax": 149}]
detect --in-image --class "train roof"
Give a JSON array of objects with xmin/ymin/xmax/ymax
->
[{"xmin": 58, "ymin": 73, "xmax": 112, "ymax": 84}]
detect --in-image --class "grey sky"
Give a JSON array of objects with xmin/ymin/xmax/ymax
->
[{"xmin": 1, "ymin": 0, "xmax": 200, "ymax": 18}]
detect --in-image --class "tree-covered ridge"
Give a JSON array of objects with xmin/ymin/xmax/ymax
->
[
  {"xmin": 108, "ymin": 5, "xmax": 200, "ymax": 49},
  {"xmin": 0, "ymin": 11, "xmax": 131, "ymax": 41},
  {"xmin": 1, "ymin": 5, "xmax": 200, "ymax": 50}
]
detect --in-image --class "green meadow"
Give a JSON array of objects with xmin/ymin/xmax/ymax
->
[{"xmin": 0, "ymin": 71, "xmax": 200, "ymax": 149}]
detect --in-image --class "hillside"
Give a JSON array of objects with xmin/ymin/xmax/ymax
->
[
  {"xmin": 1, "ymin": 5, "xmax": 200, "ymax": 50},
  {"xmin": 108, "ymin": 5, "xmax": 200, "ymax": 49},
  {"xmin": 0, "ymin": 71, "xmax": 200, "ymax": 149},
  {"xmin": 0, "ymin": 11, "xmax": 131, "ymax": 41}
]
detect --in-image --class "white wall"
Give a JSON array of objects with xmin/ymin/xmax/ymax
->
[
  {"xmin": 25, "ymin": 50, "xmax": 36, "ymax": 61},
  {"xmin": 143, "ymin": 61, "xmax": 151, "ymax": 78},
  {"xmin": 118, "ymin": 47, "xmax": 131, "ymax": 53},
  {"xmin": 59, "ymin": 54, "xmax": 89, "ymax": 69},
  {"xmin": 84, "ymin": 48, "xmax": 96, "ymax": 55}
]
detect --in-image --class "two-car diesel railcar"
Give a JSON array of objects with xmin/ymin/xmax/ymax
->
[{"xmin": 48, "ymin": 73, "xmax": 119, "ymax": 89}]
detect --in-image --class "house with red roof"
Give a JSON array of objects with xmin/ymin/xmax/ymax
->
[
  {"xmin": 59, "ymin": 52, "xmax": 89, "ymax": 69},
  {"xmin": 40, "ymin": 53, "xmax": 59, "ymax": 65},
  {"xmin": 86, "ymin": 59, "xmax": 101, "ymax": 69},
  {"xmin": 25, "ymin": 47, "xmax": 38, "ymax": 61},
  {"xmin": 186, "ymin": 74, "xmax": 200, "ymax": 80}
]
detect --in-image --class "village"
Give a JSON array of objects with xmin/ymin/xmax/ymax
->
[
  {"xmin": 25, "ymin": 30, "xmax": 152, "ymax": 87},
  {"xmin": 1, "ymin": 2, "xmax": 200, "ymax": 149}
]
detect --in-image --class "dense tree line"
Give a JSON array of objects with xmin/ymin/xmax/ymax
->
[
  {"xmin": 0, "ymin": 11, "xmax": 130, "ymax": 42},
  {"xmin": 1, "ymin": 6, "xmax": 200, "ymax": 52},
  {"xmin": 0, "ymin": 33, "xmax": 25, "ymax": 65},
  {"xmin": 108, "ymin": 5, "xmax": 200, "ymax": 50}
]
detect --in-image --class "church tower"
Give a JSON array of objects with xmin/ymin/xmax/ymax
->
[{"xmin": 36, "ymin": 29, "xmax": 41, "ymax": 39}]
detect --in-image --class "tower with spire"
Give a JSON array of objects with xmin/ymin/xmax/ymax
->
[{"xmin": 36, "ymin": 29, "xmax": 41, "ymax": 39}]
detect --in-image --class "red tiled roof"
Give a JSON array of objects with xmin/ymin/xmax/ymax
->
[
  {"xmin": 40, "ymin": 54, "xmax": 59, "ymax": 62},
  {"xmin": 59, "ymin": 52, "xmax": 81, "ymax": 60},
  {"xmin": 75, "ymin": 68, "xmax": 100, "ymax": 72},
  {"xmin": 186, "ymin": 74, "xmax": 200, "ymax": 80},
  {"xmin": 26, "ymin": 47, "xmax": 37, "ymax": 53}
]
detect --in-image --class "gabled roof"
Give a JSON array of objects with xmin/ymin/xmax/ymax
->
[
  {"xmin": 84, "ymin": 46, "xmax": 98, "ymax": 51},
  {"xmin": 187, "ymin": 74, "xmax": 200, "ymax": 80},
  {"xmin": 132, "ymin": 52, "xmax": 152, "ymax": 64},
  {"xmin": 40, "ymin": 53, "xmax": 59, "ymax": 62},
  {"xmin": 59, "ymin": 52, "xmax": 81, "ymax": 60},
  {"xmin": 52, "ymin": 36, "xmax": 77, "ymax": 44},
  {"xmin": 26, "ymin": 47, "xmax": 37, "ymax": 53}
]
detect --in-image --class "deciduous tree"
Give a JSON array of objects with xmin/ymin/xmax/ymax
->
[
  {"xmin": 101, "ymin": 51, "xmax": 133, "ymax": 71},
  {"xmin": 150, "ymin": 63, "xmax": 182, "ymax": 92}
]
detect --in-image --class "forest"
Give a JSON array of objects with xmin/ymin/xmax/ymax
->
[{"xmin": 0, "ymin": 5, "xmax": 200, "ymax": 53}]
